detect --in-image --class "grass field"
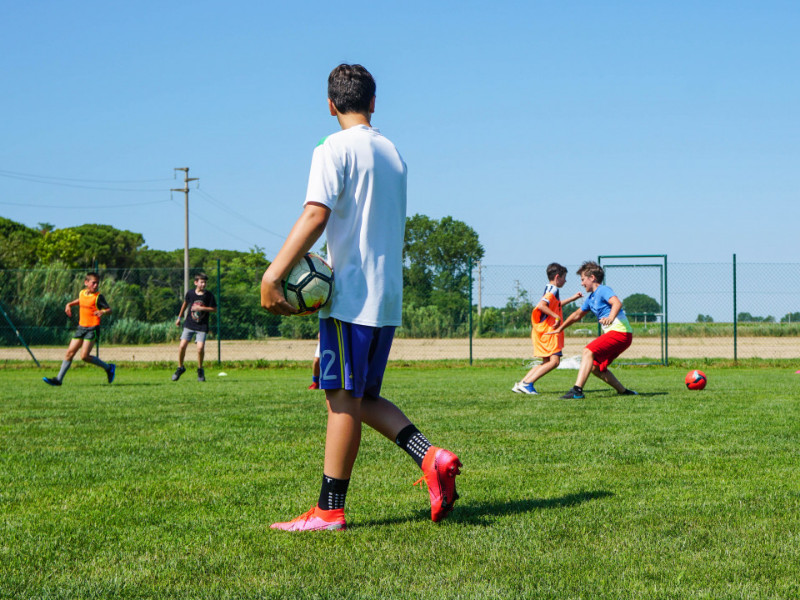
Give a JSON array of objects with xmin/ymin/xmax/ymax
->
[{"xmin": 2, "ymin": 363, "xmax": 799, "ymax": 599}]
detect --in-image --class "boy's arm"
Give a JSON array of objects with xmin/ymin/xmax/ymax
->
[
  {"xmin": 548, "ymin": 309, "xmax": 587, "ymax": 335},
  {"xmin": 599, "ymin": 296, "xmax": 622, "ymax": 327},
  {"xmin": 94, "ymin": 296, "xmax": 111, "ymax": 318},
  {"xmin": 563, "ymin": 292, "xmax": 583, "ymax": 305},
  {"xmin": 175, "ymin": 301, "xmax": 188, "ymax": 326},
  {"xmin": 535, "ymin": 299, "xmax": 560, "ymax": 322},
  {"xmin": 64, "ymin": 298, "xmax": 80, "ymax": 317},
  {"xmin": 261, "ymin": 202, "xmax": 330, "ymax": 316}
]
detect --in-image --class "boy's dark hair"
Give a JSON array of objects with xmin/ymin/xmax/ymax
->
[
  {"xmin": 546, "ymin": 263, "xmax": 567, "ymax": 281},
  {"xmin": 328, "ymin": 64, "xmax": 376, "ymax": 115},
  {"xmin": 577, "ymin": 261, "xmax": 605, "ymax": 284},
  {"xmin": 194, "ymin": 273, "xmax": 208, "ymax": 282},
  {"xmin": 85, "ymin": 272, "xmax": 99, "ymax": 281}
]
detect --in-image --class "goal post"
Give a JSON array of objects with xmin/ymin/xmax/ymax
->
[{"xmin": 598, "ymin": 255, "xmax": 668, "ymax": 366}]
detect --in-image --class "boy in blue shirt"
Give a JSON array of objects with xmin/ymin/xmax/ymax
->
[
  {"xmin": 261, "ymin": 64, "xmax": 461, "ymax": 531},
  {"xmin": 549, "ymin": 261, "xmax": 637, "ymax": 399}
]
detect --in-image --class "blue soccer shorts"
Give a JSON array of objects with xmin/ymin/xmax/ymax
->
[{"xmin": 318, "ymin": 318, "xmax": 395, "ymax": 399}]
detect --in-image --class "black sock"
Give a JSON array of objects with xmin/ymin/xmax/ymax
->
[
  {"xmin": 574, "ymin": 385, "xmax": 583, "ymax": 393},
  {"xmin": 318, "ymin": 474, "xmax": 349, "ymax": 511},
  {"xmin": 395, "ymin": 424, "xmax": 432, "ymax": 468}
]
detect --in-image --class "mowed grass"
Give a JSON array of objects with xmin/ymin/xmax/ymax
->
[{"xmin": 1, "ymin": 363, "xmax": 800, "ymax": 599}]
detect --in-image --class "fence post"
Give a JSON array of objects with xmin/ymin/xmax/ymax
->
[
  {"xmin": 217, "ymin": 258, "xmax": 221, "ymax": 365},
  {"xmin": 664, "ymin": 255, "xmax": 669, "ymax": 366},
  {"xmin": 469, "ymin": 257, "xmax": 473, "ymax": 366},
  {"xmin": 733, "ymin": 253, "xmax": 737, "ymax": 363},
  {"xmin": 94, "ymin": 260, "xmax": 100, "ymax": 359}
]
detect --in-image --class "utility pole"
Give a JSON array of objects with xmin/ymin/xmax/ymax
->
[{"xmin": 172, "ymin": 167, "xmax": 199, "ymax": 294}]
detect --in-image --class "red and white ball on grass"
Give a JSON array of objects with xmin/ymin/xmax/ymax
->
[
  {"xmin": 282, "ymin": 253, "xmax": 334, "ymax": 316},
  {"xmin": 685, "ymin": 369, "xmax": 707, "ymax": 390}
]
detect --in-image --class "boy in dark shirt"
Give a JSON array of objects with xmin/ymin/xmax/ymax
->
[{"xmin": 172, "ymin": 273, "xmax": 216, "ymax": 382}]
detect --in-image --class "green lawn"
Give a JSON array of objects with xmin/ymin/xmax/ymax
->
[{"xmin": 1, "ymin": 363, "xmax": 799, "ymax": 599}]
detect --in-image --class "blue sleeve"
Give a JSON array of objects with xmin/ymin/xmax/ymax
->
[{"xmin": 581, "ymin": 296, "xmax": 591, "ymax": 312}]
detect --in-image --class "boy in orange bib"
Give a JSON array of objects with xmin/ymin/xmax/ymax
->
[
  {"xmin": 512, "ymin": 263, "xmax": 582, "ymax": 394},
  {"xmin": 43, "ymin": 272, "xmax": 116, "ymax": 386}
]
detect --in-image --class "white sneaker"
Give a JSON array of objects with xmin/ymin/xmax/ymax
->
[{"xmin": 512, "ymin": 381, "xmax": 538, "ymax": 395}]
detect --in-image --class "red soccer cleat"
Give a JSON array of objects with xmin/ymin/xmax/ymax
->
[
  {"xmin": 415, "ymin": 447, "xmax": 462, "ymax": 522},
  {"xmin": 270, "ymin": 506, "xmax": 346, "ymax": 532},
  {"xmin": 308, "ymin": 382, "xmax": 319, "ymax": 390}
]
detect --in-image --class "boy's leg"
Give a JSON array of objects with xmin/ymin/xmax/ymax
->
[
  {"xmin": 196, "ymin": 341, "xmax": 205, "ymax": 369},
  {"xmin": 561, "ymin": 347, "xmax": 593, "ymax": 399},
  {"xmin": 592, "ymin": 366, "xmax": 627, "ymax": 393},
  {"xmin": 64, "ymin": 337, "xmax": 83, "ymax": 361},
  {"xmin": 196, "ymin": 340, "xmax": 206, "ymax": 381},
  {"xmin": 177, "ymin": 338, "xmax": 189, "ymax": 367},
  {"xmin": 44, "ymin": 338, "xmax": 83, "ymax": 385},
  {"xmin": 563, "ymin": 332, "xmax": 634, "ymax": 398},
  {"xmin": 323, "ymin": 389, "xmax": 363, "ymax": 479},
  {"xmin": 80, "ymin": 338, "xmax": 116, "ymax": 382},
  {"xmin": 361, "ymin": 396, "xmax": 460, "ymax": 522},
  {"xmin": 173, "ymin": 337, "xmax": 190, "ymax": 380},
  {"xmin": 574, "ymin": 347, "xmax": 595, "ymax": 388},
  {"xmin": 527, "ymin": 354, "xmax": 561, "ymax": 383}
]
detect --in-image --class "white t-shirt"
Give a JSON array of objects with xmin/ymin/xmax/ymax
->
[{"xmin": 304, "ymin": 124, "xmax": 407, "ymax": 327}]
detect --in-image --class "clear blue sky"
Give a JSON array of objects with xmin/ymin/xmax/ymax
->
[{"xmin": 1, "ymin": 1, "xmax": 798, "ymax": 267}]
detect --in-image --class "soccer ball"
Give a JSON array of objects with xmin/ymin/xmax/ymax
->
[
  {"xmin": 282, "ymin": 253, "xmax": 334, "ymax": 316},
  {"xmin": 685, "ymin": 369, "xmax": 707, "ymax": 390}
]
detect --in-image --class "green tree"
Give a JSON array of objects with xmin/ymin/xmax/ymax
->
[
  {"xmin": 67, "ymin": 224, "xmax": 145, "ymax": 269},
  {"xmin": 781, "ymin": 312, "xmax": 800, "ymax": 323},
  {"xmin": 0, "ymin": 217, "xmax": 39, "ymax": 268},
  {"xmin": 737, "ymin": 312, "xmax": 773, "ymax": 323},
  {"xmin": 403, "ymin": 214, "xmax": 484, "ymax": 334},
  {"xmin": 36, "ymin": 229, "xmax": 84, "ymax": 266},
  {"xmin": 696, "ymin": 314, "xmax": 714, "ymax": 323},
  {"xmin": 623, "ymin": 294, "xmax": 661, "ymax": 323}
]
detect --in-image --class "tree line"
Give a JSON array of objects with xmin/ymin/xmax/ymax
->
[{"xmin": 0, "ymin": 214, "xmax": 485, "ymax": 343}]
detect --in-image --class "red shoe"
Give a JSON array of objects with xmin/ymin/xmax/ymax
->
[
  {"xmin": 308, "ymin": 382, "xmax": 319, "ymax": 390},
  {"xmin": 270, "ymin": 505, "xmax": 346, "ymax": 531},
  {"xmin": 415, "ymin": 447, "xmax": 462, "ymax": 522}
]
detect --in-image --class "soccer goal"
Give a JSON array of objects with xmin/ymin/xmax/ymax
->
[{"xmin": 598, "ymin": 255, "xmax": 668, "ymax": 366}]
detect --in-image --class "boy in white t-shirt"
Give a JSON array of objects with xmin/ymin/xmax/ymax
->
[{"xmin": 261, "ymin": 64, "xmax": 461, "ymax": 531}]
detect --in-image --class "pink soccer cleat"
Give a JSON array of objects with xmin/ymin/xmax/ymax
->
[
  {"xmin": 415, "ymin": 447, "xmax": 462, "ymax": 522},
  {"xmin": 270, "ymin": 506, "xmax": 346, "ymax": 532}
]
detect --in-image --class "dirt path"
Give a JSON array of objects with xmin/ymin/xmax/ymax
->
[{"xmin": 1, "ymin": 337, "xmax": 797, "ymax": 363}]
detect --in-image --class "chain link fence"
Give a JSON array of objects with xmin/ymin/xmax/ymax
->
[
  {"xmin": 475, "ymin": 258, "xmax": 800, "ymax": 363},
  {"xmin": 1, "ymin": 259, "xmax": 799, "ymax": 364}
]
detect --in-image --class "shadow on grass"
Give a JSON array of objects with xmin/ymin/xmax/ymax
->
[{"xmin": 357, "ymin": 489, "xmax": 613, "ymax": 528}]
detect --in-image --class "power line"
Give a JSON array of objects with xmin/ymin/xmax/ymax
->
[
  {"xmin": 0, "ymin": 199, "xmax": 172, "ymax": 209},
  {"xmin": 0, "ymin": 168, "xmax": 173, "ymax": 183},
  {"xmin": 195, "ymin": 188, "xmax": 286, "ymax": 240},
  {"xmin": 167, "ymin": 195, "xmax": 269, "ymax": 252}
]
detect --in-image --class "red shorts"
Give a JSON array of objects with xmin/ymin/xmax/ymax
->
[{"xmin": 586, "ymin": 331, "xmax": 633, "ymax": 372}]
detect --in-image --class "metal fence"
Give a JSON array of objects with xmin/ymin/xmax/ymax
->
[
  {"xmin": 475, "ymin": 256, "xmax": 800, "ymax": 363},
  {"xmin": 1, "ymin": 257, "xmax": 799, "ymax": 364}
]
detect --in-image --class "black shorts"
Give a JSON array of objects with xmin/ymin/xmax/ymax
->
[{"xmin": 73, "ymin": 326, "xmax": 99, "ymax": 341}]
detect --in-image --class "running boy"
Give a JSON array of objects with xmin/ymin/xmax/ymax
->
[
  {"xmin": 549, "ymin": 261, "xmax": 637, "ymax": 399},
  {"xmin": 43, "ymin": 272, "xmax": 116, "ymax": 386},
  {"xmin": 512, "ymin": 263, "xmax": 582, "ymax": 394},
  {"xmin": 173, "ymin": 272, "xmax": 216, "ymax": 382},
  {"xmin": 261, "ymin": 64, "xmax": 461, "ymax": 531}
]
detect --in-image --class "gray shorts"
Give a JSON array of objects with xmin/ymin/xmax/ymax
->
[
  {"xmin": 181, "ymin": 328, "xmax": 208, "ymax": 343},
  {"xmin": 73, "ymin": 326, "xmax": 99, "ymax": 340}
]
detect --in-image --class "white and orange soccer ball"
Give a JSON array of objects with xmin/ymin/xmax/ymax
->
[
  {"xmin": 685, "ymin": 369, "xmax": 708, "ymax": 390},
  {"xmin": 282, "ymin": 253, "xmax": 334, "ymax": 316}
]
